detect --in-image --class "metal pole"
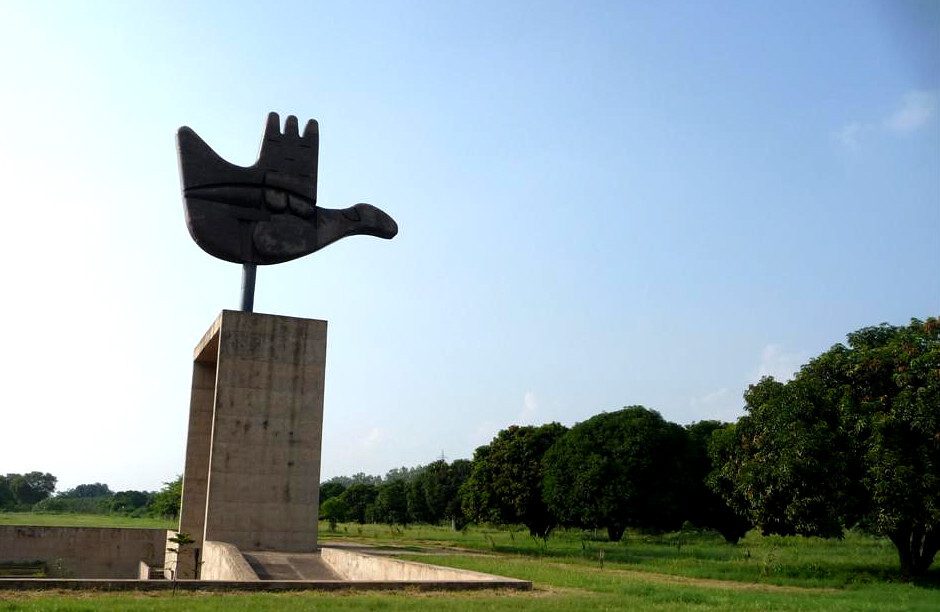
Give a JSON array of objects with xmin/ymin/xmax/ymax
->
[{"xmin": 240, "ymin": 263, "xmax": 257, "ymax": 312}]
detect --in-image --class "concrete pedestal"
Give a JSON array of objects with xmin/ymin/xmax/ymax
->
[{"xmin": 178, "ymin": 311, "xmax": 327, "ymax": 576}]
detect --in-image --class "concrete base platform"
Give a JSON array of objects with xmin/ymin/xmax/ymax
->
[
  {"xmin": 0, "ymin": 528, "xmax": 532, "ymax": 591},
  {"xmin": 243, "ymin": 552, "xmax": 342, "ymax": 580}
]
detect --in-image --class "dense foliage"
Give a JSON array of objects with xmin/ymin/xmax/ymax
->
[
  {"xmin": 543, "ymin": 407, "xmax": 694, "ymax": 542},
  {"xmin": 0, "ymin": 473, "xmax": 175, "ymax": 519},
  {"xmin": 0, "ymin": 472, "xmax": 56, "ymax": 510},
  {"xmin": 710, "ymin": 317, "xmax": 939, "ymax": 577},
  {"xmin": 409, "ymin": 459, "xmax": 471, "ymax": 528},
  {"xmin": 462, "ymin": 423, "xmax": 567, "ymax": 537},
  {"xmin": 148, "ymin": 476, "xmax": 183, "ymax": 519},
  {"xmin": 685, "ymin": 420, "xmax": 752, "ymax": 543},
  {"xmin": 316, "ymin": 460, "xmax": 474, "ymax": 528}
]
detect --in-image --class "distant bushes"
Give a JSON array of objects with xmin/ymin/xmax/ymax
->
[
  {"xmin": 0, "ymin": 473, "xmax": 178, "ymax": 519},
  {"xmin": 0, "ymin": 472, "xmax": 57, "ymax": 511}
]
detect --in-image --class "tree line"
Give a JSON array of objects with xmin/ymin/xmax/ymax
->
[
  {"xmin": 319, "ymin": 317, "xmax": 938, "ymax": 577},
  {"xmin": 318, "ymin": 460, "xmax": 472, "ymax": 530},
  {"xmin": 317, "ymin": 414, "xmax": 747, "ymax": 543},
  {"xmin": 4, "ymin": 317, "xmax": 934, "ymax": 577},
  {"xmin": 0, "ymin": 474, "xmax": 182, "ymax": 519}
]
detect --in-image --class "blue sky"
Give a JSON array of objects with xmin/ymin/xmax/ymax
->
[{"xmin": 0, "ymin": 1, "xmax": 937, "ymax": 492}]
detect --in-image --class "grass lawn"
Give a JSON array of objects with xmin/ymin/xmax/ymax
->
[
  {"xmin": 0, "ymin": 512, "xmax": 175, "ymax": 530},
  {"xmin": 0, "ymin": 516, "xmax": 937, "ymax": 611}
]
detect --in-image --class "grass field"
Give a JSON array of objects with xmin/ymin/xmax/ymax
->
[
  {"xmin": 0, "ymin": 512, "xmax": 175, "ymax": 530},
  {"xmin": 0, "ymin": 514, "xmax": 937, "ymax": 611}
]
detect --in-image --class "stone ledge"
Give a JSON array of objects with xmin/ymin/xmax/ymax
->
[{"xmin": 202, "ymin": 541, "xmax": 259, "ymax": 581}]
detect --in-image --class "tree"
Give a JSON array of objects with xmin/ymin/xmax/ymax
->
[
  {"xmin": 384, "ymin": 465, "xmax": 425, "ymax": 483},
  {"xmin": 373, "ymin": 480, "xmax": 410, "ymax": 526},
  {"xmin": 711, "ymin": 318, "xmax": 940, "ymax": 577},
  {"xmin": 462, "ymin": 423, "xmax": 567, "ymax": 538},
  {"xmin": 543, "ymin": 407, "xmax": 692, "ymax": 541},
  {"xmin": 0, "ymin": 476, "xmax": 16, "ymax": 510},
  {"xmin": 347, "ymin": 472, "xmax": 383, "ymax": 486},
  {"xmin": 319, "ymin": 481, "xmax": 347, "ymax": 505},
  {"xmin": 110, "ymin": 490, "xmax": 152, "ymax": 514},
  {"xmin": 710, "ymin": 377, "xmax": 855, "ymax": 538},
  {"xmin": 9, "ymin": 472, "xmax": 57, "ymax": 506},
  {"xmin": 685, "ymin": 420, "xmax": 752, "ymax": 543},
  {"xmin": 409, "ymin": 459, "xmax": 472, "ymax": 528},
  {"xmin": 34, "ymin": 494, "xmax": 109, "ymax": 514},
  {"xmin": 166, "ymin": 531, "xmax": 196, "ymax": 587},
  {"xmin": 406, "ymin": 475, "xmax": 433, "ymax": 524},
  {"xmin": 338, "ymin": 483, "xmax": 378, "ymax": 524},
  {"xmin": 320, "ymin": 496, "xmax": 348, "ymax": 530},
  {"xmin": 440, "ymin": 459, "xmax": 471, "ymax": 529},
  {"xmin": 149, "ymin": 476, "xmax": 183, "ymax": 519},
  {"xmin": 61, "ymin": 483, "xmax": 112, "ymax": 498}
]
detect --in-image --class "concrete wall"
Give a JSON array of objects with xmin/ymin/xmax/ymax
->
[
  {"xmin": 180, "ymin": 310, "xmax": 327, "ymax": 553},
  {"xmin": 178, "ymin": 316, "xmax": 220, "ymax": 559},
  {"xmin": 320, "ymin": 547, "xmax": 520, "ymax": 582},
  {"xmin": 201, "ymin": 541, "xmax": 258, "ymax": 581},
  {"xmin": 0, "ymin": 526, "xmax": 167, "ymax": 579}
]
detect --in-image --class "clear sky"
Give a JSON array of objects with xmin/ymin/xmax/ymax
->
[{"xmin": 0, "ymin": 1, "xmax": 937, "ymax": 493}]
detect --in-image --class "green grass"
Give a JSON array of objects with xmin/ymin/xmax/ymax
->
[
  {"xmin": 320, "ymin": 522, "xmax": 929, "ymax": 589},
  {"xmin": 0, "ymin": 511, "xmax": 175, "ymax": 530},
  {"xmin": 0, "ymin": 516, "xmax": 937, "ymax": 611}
]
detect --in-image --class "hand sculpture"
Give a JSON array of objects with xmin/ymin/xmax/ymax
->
[{"xmin": 177, "ymin": 112, "xmax": 398, "ymax": 266}]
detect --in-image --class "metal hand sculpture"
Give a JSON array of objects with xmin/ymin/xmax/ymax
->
[{"xmin": 177, "ymin": 112, "xmax": 398, "ymax": 310}]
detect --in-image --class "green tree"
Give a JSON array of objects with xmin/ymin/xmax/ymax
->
[
  {"xmin": 149, "ymin": 476, "xmax": 183, "ymax": 519},
  {"xmin": 384, "ymin": 465, "xmax": 425, "ymax": 483},
  {"xmin": 110, "ymin": 490, "xmax": 152, "ymax": 514},
  {"xmin": 9, "ymin": 472, "xmax": 57, "ymax": 506},
  {"xmin": 441, "ymin": 459, "xmax": 471, "ymax": 529},
  {"xmin": 710, "ymin": 377, "xmax": 855, "ymax": 538},
  {"xmin": 409, "ymin": 459, "xmax": 472, "ymax": 528},
  {"xmin": 543, "ymin": 407, "xmax": 692, "ymax": 541},
  {"xmin": 406, "ymin": 476, "xmax": 432, "ymax": 524},
  {"xmin": 338, "ymin": 483, "xmax": 378, "ymax": 524},
  {"xmin": 320, "ymin": 496, "xmax": 348, "ymax": 530},
  {"xmin": 712, "ymin": 318, "xmax": 940, "ymax": 577},
  {"xmin": 61, "ymin": 483, "xmax": 112, "ymax": 498},
  {"xmin": 685, "ymin": 420, "xmax": 752, "ymax": 543},
  {"xmin": 373, "ymin": 480, "xmax": 410, "ymax": 526},
  {"xmin": 34, "ymin": 495, "xmax": 109, "ymax": 514},
  {"xmin": 319, "ymin": 481, "xmax": 347, "ymax": 505},
  {"xmin": 0, "ymin": 476, "xmax": 16, "ymax": 510},
  {"xmin": 166, "ymin": 531, "xmax": 196, "ymax": 586},
  {"xmin": 463, "ymin": 423, "xmax": 568, "ymax": 537}
]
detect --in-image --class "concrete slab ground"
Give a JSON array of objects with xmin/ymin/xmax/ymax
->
[
  {"xmin": 243, "ymin": 551, "xmax": 342, "ymax": 580},
  {"xmin": 0, "ymin": 535, "xmax": 531, "ymax": 590}
]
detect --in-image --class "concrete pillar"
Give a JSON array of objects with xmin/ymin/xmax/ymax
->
[
  {"xmin": 176, "ymin": 320, "xmax": 220, "ymax": 578},
  {"xmin": 179, "ymin": 310, "xmax": 327, "ymax": 560}
]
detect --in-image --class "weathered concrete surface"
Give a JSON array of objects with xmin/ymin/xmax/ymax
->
[
  {"xmin": 138, "ymin": 561, "xmax": 155, "ymax": 580},
  {"xmin": 201, "ymin": 541, "xmax": 259, "ymax": 581},
  {"xmin": 320, "ymin": 546, "xmax": 527, "ymax": 583},
  {"xmin": 0, "ymin": 526, "xmax": 166, "ymax": 579},
  {"xmin": 176, "ymin": 316, "xmax": 220, "ymax": 578},
  {"xmin": 179, "ymin": 310, "xmax": 327, "ymax": 554},
  {"xmin": 243, "ymin": 550, "xmax": 342, "ymax": 580}
]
